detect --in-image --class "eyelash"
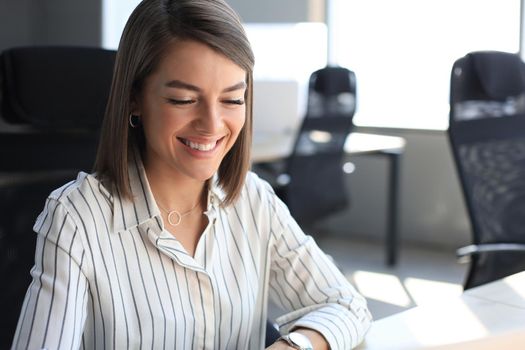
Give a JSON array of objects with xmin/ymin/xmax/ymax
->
[
  {"xmin": 225, "ymin": 99, "xmax": 245, "ymax": 105},
  {"xmin": 168, "ymin": 99, "xmax": 195, "ymax": 105},
  {"xmin": 167, "ymin": 98, "xmax": 244, "ymax": 105}
]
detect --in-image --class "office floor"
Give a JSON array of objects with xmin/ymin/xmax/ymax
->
[{"xmin": 268, "ymin": 236, "xmax": 468, "ymax": 321}]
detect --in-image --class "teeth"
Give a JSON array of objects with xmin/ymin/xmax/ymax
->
[{"xmin": 184, "ymin": 139, "xmax": 217, "ymax": 151}]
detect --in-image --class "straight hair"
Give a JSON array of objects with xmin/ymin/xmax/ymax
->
[{"xmin": 94, "ymin": 0, "xmax": 255, "ymax": 206}]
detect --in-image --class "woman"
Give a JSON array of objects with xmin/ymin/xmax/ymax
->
[{"xmin": 12, "ymin": 0, "xmax": 371, "ymax": 349}]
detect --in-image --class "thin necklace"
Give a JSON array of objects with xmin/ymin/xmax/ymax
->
[{"xmin": 157, "ymin": 201, "xmax": 200, "ymax": 227}]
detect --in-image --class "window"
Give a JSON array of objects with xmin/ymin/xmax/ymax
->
[
  {"xmin": 331, "ymin": 0, "xmax": 521, "ymax": 130},
  {"xmin": 245, "ymin": 23, "xmax": 328, "ymax": 130},
  {"xmin": 102, "ymin": 0, "xmax": 141, "ymax": 49}
]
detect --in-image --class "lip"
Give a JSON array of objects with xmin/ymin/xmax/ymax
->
[{"xmin": 177, "ymin": 136, "xmax": 225, "ymax": 157}]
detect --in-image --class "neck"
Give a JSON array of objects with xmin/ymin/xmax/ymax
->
[{"xmin": 144, "ymin": 161, "xmax": 207, "ymax": 213}]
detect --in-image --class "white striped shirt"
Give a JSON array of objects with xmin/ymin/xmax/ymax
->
[{"xmin": 12, "ymin": 153, "xmax": 372, "ymax": 350}]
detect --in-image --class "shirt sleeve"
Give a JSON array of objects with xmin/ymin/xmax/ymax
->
[
  {"xmin": 267, "ymin": 188, "xmax": 372, "ymax": 350},
  {"xmin": 11, "ymin": 198, "xmax": 88, "ymax": 350}
]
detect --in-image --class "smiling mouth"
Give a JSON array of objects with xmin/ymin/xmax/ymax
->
[{"xmin": 177, "ymin": 137, "xmax": 223, "ymax": 151}]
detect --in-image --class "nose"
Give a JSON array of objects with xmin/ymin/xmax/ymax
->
[{"xmin": 194, "ymin": 102, "xmax": 223, "ymax": 135}]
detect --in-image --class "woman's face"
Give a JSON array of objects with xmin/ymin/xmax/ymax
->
[{"xmin": 135, "ymin": 40, "xmax": 247, "ymax": 182}]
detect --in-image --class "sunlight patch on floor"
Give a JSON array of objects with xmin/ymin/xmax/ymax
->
[
  {"xmin": 404, "ymin": 277, "xmax": 463, "ymax": 306},
  {"xmin": 503, "ymin": 272, "xmax": 525, "ymax": 301},
  {"xmin": 349, "ymin": 270, "xmax": 465, "ymax": 309},
  {"xmin": 351, "ymin": 270, "xmax": 412, "ymax": 307},
  {"xmin": 407, "ymin": 299, "xmax": 490, "ymax": 347}
]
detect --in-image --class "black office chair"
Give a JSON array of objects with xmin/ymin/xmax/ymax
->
[
  {"xmin": 254, "ymin": 66, "xmax": 357, "ymax": 227},
  {"xmin": 448, "ymin": 50, "xmax": 525, "ymax": 290},
  {"xmin": 0, "ymin": 46, "xmax": 115, "ymax": 348}
]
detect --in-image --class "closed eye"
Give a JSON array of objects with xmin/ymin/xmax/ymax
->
[
  {"xmin": 224, "ymin": 99, "xmax": 245, "ymax": 105},
  {"xmin": 167, "ymin": 98, "xmax": 195, "ymax": 105}
]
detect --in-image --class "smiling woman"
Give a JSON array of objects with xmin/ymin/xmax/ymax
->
[
  {"xmin": 10, "ymin": 0, "xmax": 371, "ymax": 349},
  {"xmin": 132, "ymin": 39, "xmax": 249, "ymax": 256},
  {"xmin": 135, "ymin": 40, "xmax": 247, "ymax": 191}
]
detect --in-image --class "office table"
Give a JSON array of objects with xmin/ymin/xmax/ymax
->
[
  {"xmin": 357, "ymin": 271, "xmax": 525, "ymax": 349},
  {"xmin": 251, "ymin": 131, "xmax": 406, "ymax": 266}
]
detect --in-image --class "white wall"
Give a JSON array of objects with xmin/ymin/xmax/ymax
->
[{"xmin": 252, "ymin": 81, "xmax": 301, "ymax": 135}]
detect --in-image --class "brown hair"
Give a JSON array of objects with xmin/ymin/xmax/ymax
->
[{"xmin": 94, "ymin": 0, "xmax": 255, "ymax": 206}]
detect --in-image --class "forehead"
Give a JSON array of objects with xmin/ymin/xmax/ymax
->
[{"xmin": 152, "ymin": 40, "xmax": 246, "ymax": 84}]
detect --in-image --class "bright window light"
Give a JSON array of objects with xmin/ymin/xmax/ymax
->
[
  {"xmin": 246, "ymin": 23, "xmax": 328, "ymax": 138},
  {"xmin": 245, "ymin": 23, "xmax": 327, "ymax": 83},
  {"xmin": 331, "ymin": 0, "xmax": 521, "ymax": 130},
  {"xmin": 102, "ymin": 0, "xmax": 141, "ymax": 49}
]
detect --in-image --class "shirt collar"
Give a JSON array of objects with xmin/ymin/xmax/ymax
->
[
  {"xmin": 113, "ymin": 150, "xmax": 161, "ymax": 234},
  {"xmin": 208, "ymin": 173, "xmax": 227, "ymax": 204},
  {"xmin": 112, "ymin": 150, "xmax": 227, "ymax": 234}
]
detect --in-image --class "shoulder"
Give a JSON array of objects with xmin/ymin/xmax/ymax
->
[
  {"xmin": 48, "ymin": 171, "xmax": 112, "ymax": 208},
  {"xmin": 32, "ymin": 172, "xmax": 110, "ymax": 259},
  {"xmin": 234, "ymin": 170, "xmax": 290, "ymax": 218},
  {"xmin": 241, "ymin": 171, "xmax": 279, "ymax": 203},
  {"xmin": 35, "ymin": 172, "xmax": 113, "ymax": 234},
  {"xmin": 226, "ymin": 171, "xmax": 299, "ymax": 244}
]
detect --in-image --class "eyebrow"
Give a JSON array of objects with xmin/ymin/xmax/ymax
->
[{"xmin": 164, "ymin": 80, "xmax": 247, "ymax": 93}]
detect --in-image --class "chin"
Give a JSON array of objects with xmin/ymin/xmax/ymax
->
[{"xmin": 186, "ymin": 167, "xmax": 219, "ymax": 183}]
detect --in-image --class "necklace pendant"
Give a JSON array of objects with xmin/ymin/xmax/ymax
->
[{"xmin": 167, "ymin": 210, "xmax": 182, "ymax": 226}]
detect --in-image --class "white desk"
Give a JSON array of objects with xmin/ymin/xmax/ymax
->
[
  {"xmin": 357, "ymin": 271, "xmax": 525, "ymax": 349},
  {"xmin": 251, "ymin": 131, "xmax": 406, "ymax": 163},
  {"xmin": 251, "ymin": 131, "xmax": 406, "ymax": 266}
]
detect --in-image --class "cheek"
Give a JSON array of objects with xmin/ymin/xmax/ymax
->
[
  {"xmin": 141, "ymin": 109, "xmax": 177, "ymax": 148},
  {"xmin": 143, "ymin": 105, "xmax": 181, "ymax": 132},
  {"xmin": 223, "ymin": 110, "xmax": 245, "ymax": 151},
  {"xmin": 141, "ymin": 116, "xmax": 162, "ymax": 143},
  {"xmin": 229, "ymin": 108, "xmax": 246, "ymax": 136}
]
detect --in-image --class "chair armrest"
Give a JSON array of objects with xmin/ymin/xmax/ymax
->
[{"xmin": 457, "ymin": 243, "xmax": 525, "ymax": 259}]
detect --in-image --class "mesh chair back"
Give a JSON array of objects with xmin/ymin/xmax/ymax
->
[
  {"xmin": 449, "ymin": 50, "xmax": 525, "ymax": 289},
  {"xmin": 284, "ymin": 66, "xmax": 356, "ymax": 225},
  {"xmin": 0, "ymin": 46, "xmax": 116, "ymax": 348}
]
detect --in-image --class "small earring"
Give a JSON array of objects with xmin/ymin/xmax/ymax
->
[{"xmin": 129, "ymin": 114, "xmax": 140, "ymax": 128}]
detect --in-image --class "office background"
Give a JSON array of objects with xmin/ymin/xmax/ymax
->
[{"xmin": 1, "ymin": 0, "xmax": 523, "ymax": 252}]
